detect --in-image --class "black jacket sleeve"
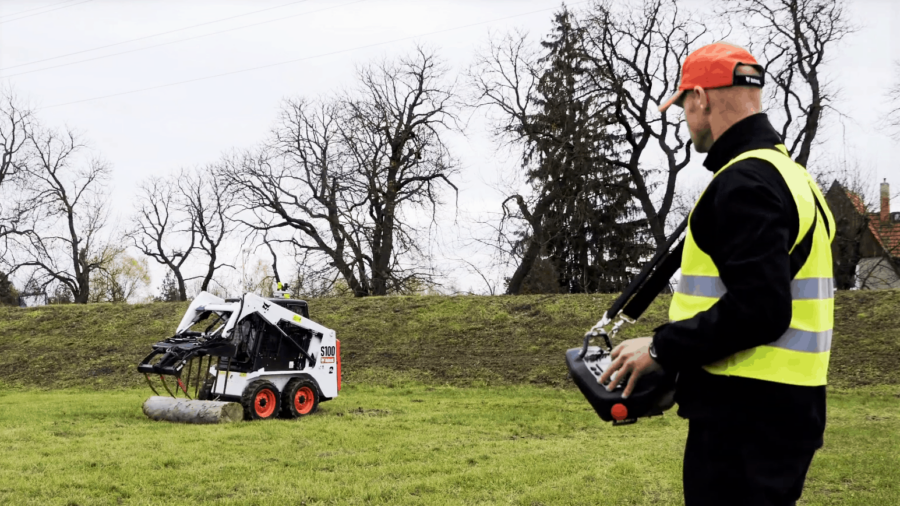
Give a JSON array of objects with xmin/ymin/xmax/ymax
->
[{"xmin": 651, "ymin": 159, "xmax": 798, "ymax": 372}]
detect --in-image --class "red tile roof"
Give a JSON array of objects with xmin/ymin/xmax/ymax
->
[
  {"xmin": 869, "ymin": 213, "xmax": 900, "ymax": 254},
  {"xmin": 845, "ymin": 191, "xmax": 867, "ymax": 215},
  {"xmin": 843, "ymin": 188, "xmax": 900, "ymax": 254}
]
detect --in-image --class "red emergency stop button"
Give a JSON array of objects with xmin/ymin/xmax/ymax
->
[{"xmin": 611, "ymin": 403, "xmax": 628, "ymax": 421}]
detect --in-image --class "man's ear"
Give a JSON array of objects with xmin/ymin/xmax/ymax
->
[{"xmin": 691, "ymin": 86, "xmax": 708, "ymax": 112}]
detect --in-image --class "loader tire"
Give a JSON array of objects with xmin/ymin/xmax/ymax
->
[
  {"xmin": 281, "ymin": 378, "xmax": 319, "ymax": 418},
  {"xmin": 241, "ymin": 380, "xmax": 281, "ymax": 420}
]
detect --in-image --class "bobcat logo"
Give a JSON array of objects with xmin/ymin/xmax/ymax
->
[{"xmin": 261, "ymin": 302, "xmax": 270, "ymax": 311}]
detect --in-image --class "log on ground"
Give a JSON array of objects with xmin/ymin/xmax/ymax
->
[{"xmin": 142, "ymin": 396, "xmax": 243, "ymax": 424}]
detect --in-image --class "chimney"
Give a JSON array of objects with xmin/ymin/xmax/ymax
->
[{"xmin": 881, "ymin": 179, "xmax": 890, "ymax": 223}]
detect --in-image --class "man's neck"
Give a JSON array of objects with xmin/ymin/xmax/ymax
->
[{"xmin": 710, "ymin": 108, "xmax": 758, "ymax": 143}]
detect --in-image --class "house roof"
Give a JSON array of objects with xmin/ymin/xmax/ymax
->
[
  {"xmin": 869, "ymin": 213, "xmax": 900, "ymax": 254},
  {"xmin": 839, "ymin": 184, "xmax": 900, "ymax": 254}
]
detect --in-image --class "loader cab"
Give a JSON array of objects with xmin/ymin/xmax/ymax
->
[
  {"xmin": 270, "ymin": 298, "xmax": 309, "ymax": 319},
  {"xmin": 218, "ymin": 299, "xmax": 314, "ymax": 374},
  {"xmin": 222, "ymin": 298, "xmax": 309, "ymax": 319}
]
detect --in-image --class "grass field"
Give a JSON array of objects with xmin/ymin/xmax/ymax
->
[
  {"xmin": 1, "ymin": 380, "xmax": 898, "ymax": 506},
  {"xmin": 1, "ymin": 291, "xmax": 899, "ymax": 504}
]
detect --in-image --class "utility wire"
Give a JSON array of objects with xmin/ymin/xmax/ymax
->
[
  {"xmin": 10, "ymin": 8, "xmax": 358, "ymax": 78},
  {"xmin": 0, "ymin": 0, "xmax": 73, "ymax": 20},
  {"xmin": 1, "ymin": 0, "xmax": 367, "ymax": 78},
  {"xmin": 0, "ymin": 0, "xmax": 312, "ymax": 70},
  {"xmin": 0, "ymin": 0, "xmax": 91, "ymax": 24},
  {"xmin": 43, "ymin": 2, "xmax": 585, "ymax": 110}
]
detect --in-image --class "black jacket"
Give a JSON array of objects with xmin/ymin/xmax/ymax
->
[{"xmin": 652, "ymin": 113, "xmax": 826, "ymax": 449}]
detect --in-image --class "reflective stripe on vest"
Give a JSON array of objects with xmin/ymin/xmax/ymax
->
[
  {"xmin": 668, "ymin": 145, "xmax": 835, "ymax": 387},
  {"xmin": 677, "ymin": 275, "xmax": 834, "ymax": 301}
]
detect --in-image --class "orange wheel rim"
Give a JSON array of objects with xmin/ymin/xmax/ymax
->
[
  {"xmin": 255, "ymin": 389, "xmax": 276, "ymax": 418},
  {"xmin": 294, "ymin": 386, "xmax": 314, "ymax": 414}
]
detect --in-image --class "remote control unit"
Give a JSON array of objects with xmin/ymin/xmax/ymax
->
[{"xmin": 566, "ymin": 346, "xmax": 676, "ymax": 425}]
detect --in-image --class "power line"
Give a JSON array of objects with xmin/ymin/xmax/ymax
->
[
  {"xmin": 0, "ymin": 0, "xmax": 73, "ymax": 20},
  {"xmin": 43, "ymin": 2, "xmax": 583, "ymax": 110},
  {"xmin": 1, "ymin": 0, "xmax": 367, "ymax": 78},
  {"xmin": 0, "ymin": 0, "xmax": 313, "ymax": 71},
  {"xmin": 0, "ymin": 0, "xmax": 91, "ymax": 24}
]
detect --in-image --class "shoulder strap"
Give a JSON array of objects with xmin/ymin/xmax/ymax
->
[
  {"xmin": 599, "ymin": 217, "xmax": 687, "ymax": 322},
  {"xmin": 789, "ymin": 196, "xmax": 817, "ymax": 279},
  {"xmin": 621, "ymin": 240, "xmax": 683, "ymax": 320}
]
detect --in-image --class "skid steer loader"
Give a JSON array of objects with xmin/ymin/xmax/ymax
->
[{"xmin": 138, "ymin": 289, "xmax": 340, "ymax": 421}]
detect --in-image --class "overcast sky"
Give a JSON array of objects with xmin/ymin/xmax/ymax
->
[{"xmin": 1, "ymin": 0, "xmax": 898, "ymax": 297}]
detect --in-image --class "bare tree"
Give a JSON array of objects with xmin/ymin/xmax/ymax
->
[
  {"xmin": 0, "ymin": 89, "xmax": 32, "ymax": 189},
  {"xmin": 886, "ymin": 61, "xmax": 900, "ymax": 140},
  {"xmin": 130, "ymin": 176, "xmax": 196, "ymax": 301},
  {"xmin": 5, "ymin": 126, "xmax": 117, "ymax": 304},
  {"xmin": 0, "ymin": 88, "xmax": 38, "ymax": 250},
  {"xmin": 339, "ymin": 48, "xmax": 459, "ymax": 295},
  {"xmin": 177, "ymin": 166, "xmax": 236, "ymax": 293},
  {"xmin": 468, "ymin": 30, "xmax": 549, "ymax": 292},
  {"xmin": 720, "ymin": 0, "xmax": 855, "ymax": 167},
  {"xmin": 225, "ymin": 102, "xmax": 364, "ymax": 294},
  {"xmin": 225, "ymin": 47, "xmax": 459, "ymax": 297},
  {"xmin": 581, "ymin": 0, "xmax": 708, "ymax": 250}
]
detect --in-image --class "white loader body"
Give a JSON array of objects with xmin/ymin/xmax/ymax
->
[
  {"xmin": 177, "ymin": 292, "xmax": 340, "ymax": 401},
  {"xmin": 139, "ymin": 291, "xmax": 340, "ymax": 421}
]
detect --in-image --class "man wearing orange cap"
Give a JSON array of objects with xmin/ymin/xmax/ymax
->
[{"xmin": 600, "ymin": 42, "xmax": 835, "ymax": 505}]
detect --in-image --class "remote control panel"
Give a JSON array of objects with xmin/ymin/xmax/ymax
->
[
  {"xmin": 566, "ymin": 345, "xmax": 676, "ymax": 425},
  {"xmin": 579, "ymin": 349, "xmax": 620, "ymax": 386}
]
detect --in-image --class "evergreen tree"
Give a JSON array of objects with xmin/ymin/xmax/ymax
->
[
  {"xmin": 517, "ymin": 8, "xmax": 649, "ymax": 293},
  {"xmin": 154, "ymin": 271, "xmax": 181, "ymax": 302},
  {"xmin": 0, "ymin": 271, "xmax": 18, "ymax": 306}
]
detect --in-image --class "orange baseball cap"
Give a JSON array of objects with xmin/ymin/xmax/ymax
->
[{"xmin": 659, "ymin": 42, "xmax": 764, "ymax": 113}]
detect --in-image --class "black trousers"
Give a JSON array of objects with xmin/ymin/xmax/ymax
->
[{"xmin": 683, "ymin": 420, "xmax": 817, "ymax": 506}]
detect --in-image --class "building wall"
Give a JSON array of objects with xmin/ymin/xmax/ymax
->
[{"xmin": 856, "ymin": 257, "xmax": 900, "ymax": 290}]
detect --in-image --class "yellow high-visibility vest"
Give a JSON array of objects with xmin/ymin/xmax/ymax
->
[{"xmin": 669, "ymin": 145, "xmax": 835, "ymax": 386}]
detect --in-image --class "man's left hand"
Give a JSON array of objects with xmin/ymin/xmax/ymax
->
[{"xmin": 597, "ymin": 337, "xmax": 661, "ymax": 399}]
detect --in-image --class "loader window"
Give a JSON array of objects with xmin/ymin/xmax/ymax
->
[
  {"xmin": 220, "ymin": 315, "xmax": 264, "ymax": 372},
  {"xmin": 219, "ymin": 312, "xmax": 314, "ymax": 372},
  {"xmin": 271, "ymin": 299, "xmax": 309, "ymax": 319},
  {"xmin": 278, "ymin": 321, "xmax": 313, "ymax": 369},
  {"xmin": 241, "ymin": 320, "xmax": 258, "ymax": 358}
]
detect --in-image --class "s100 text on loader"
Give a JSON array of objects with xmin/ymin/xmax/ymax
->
[{"xmin": 137, "ymin": 289, "xmax": 340, "ymax": 423}]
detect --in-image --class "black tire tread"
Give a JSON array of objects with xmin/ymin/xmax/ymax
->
[
  {"xmin": 280, "ymin": 377, "xmax": 320, "ymax": 419},
  {"xmin": 241, "ymin": 379, "xmax": 280, "ymax": 421}
]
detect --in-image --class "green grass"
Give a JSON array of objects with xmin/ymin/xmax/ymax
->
[
  {"xmin": 0, "ymin": 383, "xmax": 897, "ymax": 505},
  {"xmin": 2, "ymin": 292, "xmax": 899, "ymax": 504},
  {"xmin": 1, "ymin": 290, "xmax": 900, "ymax": 390}
]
